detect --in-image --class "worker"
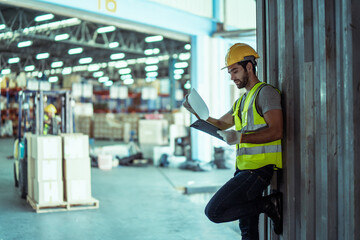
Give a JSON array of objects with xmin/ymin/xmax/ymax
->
[
  {"xmin": 44, "ymin": 103, "xmax": 60, "ymax": 135},
  {"xmin": 183, "ymin": 43, "xmax": 283, "ymax": 239}
]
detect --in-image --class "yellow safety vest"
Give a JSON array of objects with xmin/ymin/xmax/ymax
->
[{"xmin": 232, "ymin": 82, "xmax": 282, "ymax": 170}]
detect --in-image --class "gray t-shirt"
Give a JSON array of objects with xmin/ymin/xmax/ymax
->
[{"xmin": 229, "ymin": 85, "xmax": 282, "ymax": 119}]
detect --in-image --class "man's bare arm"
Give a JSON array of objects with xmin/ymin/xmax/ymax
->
[
  {"xmin": 241, "ymin": 109, "xmax": 283, "ymax": 144},
  {"xmin": 207, "ymin": 112, "xmax": 234, "ymax": 130}
]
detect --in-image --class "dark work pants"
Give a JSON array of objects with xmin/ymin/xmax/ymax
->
[{"xmin": 204, "ymin": 165, "xmax": 274, "ymax": 240}]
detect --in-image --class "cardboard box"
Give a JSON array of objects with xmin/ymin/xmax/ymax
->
[
  {"xmin": 31, "ymin": 135, "xmax": 62, "ymax": 160},
  {"xmin": 98, "ymin": 154, "xmax": 112, "ymax": 170},
  {"xmin": 34, "ymin": 159, "xmax": 62, "ymax": 181},
  {"xmin": 63, "ymin": 158, "xmax": 91, "ymax": 180},
  {"xmin": 62, "ymin": 134, "xmax": 89, "ymax": 159},
  {"xmin": 33, "ymin": 180, "xmax": 64, "ymax": 205},
  {"xmin": 138, "ymin": 119, "xmax": 168, "ymax": 145},
  {"xmin": 65, "ymin": 179, "xmax": 92, "ymax": 203}
]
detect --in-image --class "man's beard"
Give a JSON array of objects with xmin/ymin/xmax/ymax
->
[{"xmin": 236, "ymin": 75, "xmax": 249, "ymax": 89}]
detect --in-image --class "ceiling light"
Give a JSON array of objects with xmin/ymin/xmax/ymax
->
[
  {"xmin": 174, "ymin": 69, "xmax": 184, "ymax": 75},
  {"xmin": 184, "ymin": 80, "xmax": 191, "ymax": 89},
  {"xmin": 144, "ymin": 49, "xmax": 153, "ymax": 55},
  {"xmin": 96, "ymin": 26, "xmax": 116, "ymax": 34},
  {"xmin": 145, "ymin": 77, "xmax": 155, "ymax": 83},
  {"xmin": 104, "ymin": 80, "xmax": 113, "ymax": 86},
  {"xmin": 179, "ymin": 53, "xmax": 191, "ymax": 61},
  {"xmin": 121, "ymin": 74, "xmax": 132, "ymax": 80},
  {"xmin": 174, "ymin": 62, "xmax": 188, "ymax": 68},
  {"xmin": 136, "ymin": 58, "xmax": 146, "ymax": 64},
  {"xmin": 68, "ymin": 47, "xmax": 83, "ymax": 55},
  {"xmin": 126, "ymin": 59, "xmax": 136, "ymax": 65},
  {"xmin": 62, "ymin": 67, "xmax": 72, "ymax": 75},
  {"xmin": 79, "ymin": 57, "xmax": 92, "ymax": 64},
  {"xmin": 115, "ymin": 61, "xmax": 128, "ymax": 68},
  {"xmin": 55, "ymin": 33, "xmax": 70, "ymax": 41},
  {"xmin": 145, "ymin": 35, "xmax": 163, "ymax": 43},
  {"xmin": 98, "ymin": 76, "xmax": 109, "ymax": 83},
  {"xmin": 73, "ymin": 65, "xmax": 88, "ymax": 72},
  {"xmin": 93, "ymin": 71, "xmax": 104, "ymax": 78},
  {"xmin": 110, "ymin": 53, "xmax": 125, "ymax": 60},
  {"xmin": 145, "ymin": 57, "xmax": 159, "ymax": 65},
  {"xmin": 118, "ymin": 68, "xmax": 131, "ymax": 75},
  {"xmin": 174, "ymin": 74, "xmax": 182, "ymax": 80},
  {"xmin": 109, "ymin": 42, "xmax": 119, "ymax": 48},
  {"xmin": 145, "ymin": 65, "xmax": 158, "ymax": 72},
  {"xmin": 17, "ymin": 40, "xmax": 32, "ymax": 48},
  {"xmin": 34, "ymin": 13, "xmax": 54, "ymax": 22},
  {"xmin": 24, "ymin": 65, "xmax": 35, "ymax": 71},
  {"xmin": 146, "ymin": 72, "xmax": 158, "ymax": 78},
  {"xmin": 8, "ymin": 57, "xmax": 20, "ymax": 64},
  {"xmin": 48, "ymin": 76, "xmax": 59, "ymax": 83},
  {"xmin": 88, "ymin": 64, "xmax": 100, "ymax": 72},
  {"xmin": 124, "ymin": 79, "xmax": 134, "ymax": 85},
  {"xmin": 51, "ymin": 61, "xmax": 63, "ymax": 68},
  {"xmin": 0, "ymin": 24, "xmax": 6, "ymax": 30},
  {"xmin": 184, "ymin": 44, "xmax": 191, "ymax": 50},
  {"xmin": 36, "ymin": 52, "xmax": 50, "ymax": 60},
  {"xmin": 153, "ymin": 48, "xmax": 160, "ymax": 54},
  {"xmin": 1, "ymin": 69, "xmax": 11, "ymax": 75}
]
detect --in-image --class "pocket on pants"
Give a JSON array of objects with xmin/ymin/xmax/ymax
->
[{"xmin": 246, "ymin": 175, "xmax": 270, "ymax": 200}]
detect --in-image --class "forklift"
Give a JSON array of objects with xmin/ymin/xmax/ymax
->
[{"xmin": 14, "ymin": 90, "xmax": 74, "ymax": 198}]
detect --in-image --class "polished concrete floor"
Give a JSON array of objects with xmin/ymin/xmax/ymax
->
[{"xmin": 0, "ymin": 138, "xmax": 241, "ymax": 240}]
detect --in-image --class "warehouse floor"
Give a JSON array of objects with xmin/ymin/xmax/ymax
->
[{"xmin": 0, "ymin": 138, "xmax": 241, "ymax": 240}]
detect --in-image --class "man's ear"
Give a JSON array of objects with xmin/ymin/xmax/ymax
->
[{"xmin": 246, "ymin": 62, "xmax": 252, "ymax": 72}]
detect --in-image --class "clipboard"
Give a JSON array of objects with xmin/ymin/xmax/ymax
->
[{"xmin": 190, "ymin": 119, "xmax": 224, "ymax": 141}]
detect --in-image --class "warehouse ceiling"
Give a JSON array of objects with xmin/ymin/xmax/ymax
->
[{"xmin": 0, "ymin": 3, "xmax": 191, "ymax": 87}]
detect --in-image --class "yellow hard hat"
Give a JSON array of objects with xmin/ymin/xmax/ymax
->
[
  {"xmin": 223, "ymin": 43, "xmax": 260, "ymax": 69},
  {"xmin": 45, "ymin": 104, "xmax": 57, "ymax": 114}
]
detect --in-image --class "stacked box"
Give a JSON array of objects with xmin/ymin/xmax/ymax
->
[
  {"xmin": 30, "ymin": 135, "xmax": 63, "ymax": 205},
  {"xmin": 62, "ymin": 134, "xmax": 92, "ymax": 203},
  {"xmin": 93, "ymin": 114, "xmax": 122, "ymax": 140},
  {"xmin": 74, "ymin": 115, "xmax": 92, "ymax": 136},
  {"xmin": 138, "ymin": 119, "xmax": 169, "ymax": 145}
]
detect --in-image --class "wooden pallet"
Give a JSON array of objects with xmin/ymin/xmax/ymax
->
[{"xmin": 27, "ymin": 196, "xmax": 99, "ymax": 213}]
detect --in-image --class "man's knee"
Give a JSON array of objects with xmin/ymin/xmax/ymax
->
[{"xmin": 204, "ymin": 205, "xmax": 223, "ymax": 223}]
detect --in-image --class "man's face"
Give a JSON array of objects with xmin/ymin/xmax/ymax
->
[{"xmin": 227, "ymin": 63, "xmax": 249, "ymax": 89}]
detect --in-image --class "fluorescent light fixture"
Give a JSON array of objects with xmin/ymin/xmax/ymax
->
[
  {"xmin": 96, "ymin": 26, "xmax": 116, "ymax": 34},
  {"xmin": 98, "ymin": 76, "xmax": 109, "ymax": 83},
  {"xmin": 1, "ymin": 68, "xmax": 11, "ymax": 75},
  {"xmin": 174, "ymin": 74, "xmax": 182, "ymax": 80},
  {"xmin": 145, "ymin": 77, "xmax": 155, "ymax": 83},
  {"xmin": 121, "ymin": 74, "xmax": 132, "ymax": 80},
  {"xmin": 118, "ymin": 68, "xmax": 131, "ymax": 75},
  {"xmin": 124, "ymin": 78, "xmax": 134, "ymax": 85},
  {"xmin": 109, "ymin": 42, "xmax": 119, "ymax": 48},
  {"xmin": 79, "ymin": 57, "xmax": 92, "ymax": 64},
  {"xmin": 34, "ymin": 13, "xmax": 54, "ymax": 22},
  {"xmin": 62, "ymin": 67, "xmax": 72, "ymax": 75},
  {"xmin": 48, "ymin": 76, "xmax": 58, "ymax": 83},
  {"xmin": 136, "ymin": 58, "xmax": 146, "ymax": 64},
  {"xmin": 8, "ymin": 57, "xmax": 20, "ymax": 64},
  {"xmin": 115, "ymin": 61, "xmax": 128, "ymax": 68},
  {"xmin": 145, "ymin": 65, "xmax": 158, "ymax": 72},
  {"xmin": 184, "ymin": 44, "xmax": 191, "ymax": 50},
  {"xmin": 145, "ymin": 35, "xmax": 163, "ymax": 43},
  {"xmin": 144, "ymin": 49, "xmax": 153, "ymax": 55},
  {"xmin": 93, "ymin": 71, "xmax": 104, "ymax": 78},
  {"xmin": 179, "ymin": 53, "xmax": 191, "ymax": 61},
  {"xmin": 68, "ymin": 47, "xmax": 83, "ymax": 55},
  {"xmin": 17, "ymin": 40, "xmax": 32, "ymax": 48},
  {"xmin": 51, "ymin": 61, "xmax": 63, "ymax": 68},
  {"xmin": 146, "ymin": 72, "xmax": 158, "ymax": 78},
  {"xmin": 174, "ymin": 69, "xmax": 184, "ymax": 75},
  {"xmin": 174, "ymin": 62, "xmax": 188, "ymax": 68},
  {"xmin": 126, "ymin": 59, "xmax": 136, "ymax": 65},
  {"xmin": 184, "ymin": 80, "xmax": 191, "ymax": 89},
  {"xmin": 24, "ymin": 65, "xmax": 35, "ymax": 71},
  {"xmin": 36, "ymin": 52, "xmax": 50, "ymax": 60},
  {"xmin": 88, "ymin": 64, "xmax": 100, "ymax": 72},
  {"xmin": 55, "ymin": 33, "xmax": 70, "ymax": 41},
  {"xmin": 153, "ymin": 48, "xmax": 160, "ymax": 54},
  {"xmin": 38, "ymin": 72, "xmax": 43, "ymax": 78},
  {"xmin": 31, "ymin": 71, "xmax": 39, "ymax": 77},
  {"xmin": 145, "ymin": 57, "xmax": 159, "ymax": 65},
  {"xmin": 73, "ymin": 65, "xmax": 88, "ymax": 72},
  {"xmin": 0, "ymin": 24, "xmax": 6, "ymax": 30},
  {"xmin": 110, "ymin": 53, "xmax": 125, "ymax": 60},
  {"xmin": 104, "ymin": 80, "xmax": 113, "ymax": 86}
]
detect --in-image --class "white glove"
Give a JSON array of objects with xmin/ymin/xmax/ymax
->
[
  {"xmin": 217, "ymin": 130, "xmax": 242, "ymax": 145},
  {"xmin": 182, "ymin": 94, "xmax": 197, "ymax": 116}
]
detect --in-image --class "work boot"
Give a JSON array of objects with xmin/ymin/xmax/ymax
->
[{"xmin": 263, "ymin": 192, "xmax": 283, "ymax": 235}]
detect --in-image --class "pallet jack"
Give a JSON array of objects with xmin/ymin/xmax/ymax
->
[{"xmin": 14, "ymin": 90, "xmax": 73, "ymax": 198}]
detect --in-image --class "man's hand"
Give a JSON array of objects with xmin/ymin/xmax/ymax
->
[
  {"xmin": 182, "ymin": 94, "xmax": 199, "ymax": 119},
  {"xmin": 217, "ymin": 130, "xmax": 242, "ymax": 145}
]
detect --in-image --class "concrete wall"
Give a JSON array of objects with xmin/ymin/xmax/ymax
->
[{"xmin": 256, "ymin": 0, "xmax": 360, "ymax": 239}]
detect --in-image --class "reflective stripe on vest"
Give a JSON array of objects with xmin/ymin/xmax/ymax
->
[{"xmin": 232, "ymin": 82, "xmax": 282, "ymax": 170}]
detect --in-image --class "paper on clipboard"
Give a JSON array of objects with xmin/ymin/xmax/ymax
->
[{"xmin": 187, "ymin": 88, "xmax": 209, "ymax": 120}]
